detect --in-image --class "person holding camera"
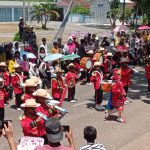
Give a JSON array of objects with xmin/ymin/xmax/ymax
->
[
  {"xmin": 35, "ymin": 118, "xmax": 75, "ymax": 150},
  {"xmin": 80, "ymin": 126, "xmax": 106, "ymax": 150}
]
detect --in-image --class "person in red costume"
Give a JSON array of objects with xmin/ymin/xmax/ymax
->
[
  {"xmin": 119, "ymin": 57, "xmax": 133, "ymax": 104},
  {"xmin": 22, "ymin": 79, "xmax": 37, "ymax": 102},
  {"xmin": 145, "ymin": 61, "xmax": 150, "ymax": 92},
  {"xmin": 65, "ymin": 63, "xmax": 78, "ymax": 103},
  {"xmin": 0, "ymin": 62, "xmax": 10, "ymax": 104},
  {"xmin": 90, "ymin": 62, "xmax": 105, "ymax": 111},
  {"xmin": 33, "ymin": 89, "xmax": 59, "ymax": 118},
  {"xmin": 20, "ymin": 99, "xmax": 47, "ymax": 143},
  {"xmin": 105, "ymin": 69, "xmax": 126, "ymax": 123},
  {"xmin": 12, "ymin": 63, "xmax": 25, "ymax": 110},
  {"xmin": 0, "ymin": 78, "xmax": 8, "ymax": 121},
  {"xmin": 51, "ymin": 68, "xmax": 65, "ymax": 101}
]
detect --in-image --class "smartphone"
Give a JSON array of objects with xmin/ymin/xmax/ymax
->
[
  {"xmin": 0, "ymin": 120, "xmax": 12, "ymax": 129},
  {"xmin": 62, "ymin": 125, "xmax": 69, "ymax": 132}
]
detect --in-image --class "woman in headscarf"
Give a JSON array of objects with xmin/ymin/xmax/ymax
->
[
  {"xmin": 12, "ymin": 41, "xmax": 21, "ymax": 52},
  {"xmin": 38, "ymin": 46, "xmax": 47, "ymax": 66},
  {"xmin": 29, "ymin": 63, "xmax": 39, "ymax": 78}
]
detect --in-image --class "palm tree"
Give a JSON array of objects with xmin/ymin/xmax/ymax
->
[{"xmin": 30, "ymin": 2, "xmax": 60, "ymax": 29}]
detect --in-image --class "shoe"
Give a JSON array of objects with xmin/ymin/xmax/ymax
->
[
  {"xmin": 17, "ymin": 108, "xmax": 22, "ymax": 111},
  {"xmin": 124, "ymin": 100, "xmax": 130, "ymax": 105},
  {"xmin": 70, "ymin": 100, "xmax": 76, "ymax": 103},
  {"xmin": 95, "ymin": 105, "xmax": 105, "ymax": 111},
  {"xmin": 117, "ymin": 117, "xmax": 124, "ymax": 123},
  {"xmin": 87, "ymin": 82, "xmax": 92, "ymax": 86}
]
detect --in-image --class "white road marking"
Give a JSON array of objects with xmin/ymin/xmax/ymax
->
[{"xmin": 73, "ymin": 100, "xmax": 94, "ymax": 107}]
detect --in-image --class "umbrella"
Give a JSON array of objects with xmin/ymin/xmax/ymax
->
[
  {"xmin": 113, "ymin": 25, "xmax": 130, "ymax": 33},
  {"xmin": 44, "ymin": 53, "xmax": 64, "ymax": 62},
  {"xmin": 138, "ymin": 25, "xmax": 150, "ymax": 30},
  {"xmin": 20, "ymin": 50, "xmax": 36, "ymax": 59},
  {"xmin": 99, "ymin": 31, "xmax": 111, "ymax": 38},
  {"xmin": 116, "ymin": 45, "xmax": 129, "ymax": 52},
  {"xmin": 62, "ymin": 54, "xmax": 80, "ymax": 61}
]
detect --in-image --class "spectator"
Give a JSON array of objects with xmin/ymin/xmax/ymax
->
[
  {"xmin": 57, "ymin": 38, "xmax": 64, "ymax": 50},
  {"xmin": 80, "ymin": 126, "xmax": 106, "ymax": 150},
  {"xmin": 35, "ymin": 118, "xmax": 75, "ymax": 150},
  {"xmin": 12, "ymin": 42, "xmax": 21, "ymax": 52},
  {"xmin": 78, "ymin": 39, "xmax": 86, "ymax": 58},
  {"xmin": 51, "ymin": 42, "xmax": 60, "ymax": 54},
  {"xmin": 1, "ymin": 121, "xmax": 17, "ymax": 150},
  {"xmin": 18, "ymin": 17, "xmax": 24, "ymax": 40},
  {"xmin": 40, "ymin": 38, "xmax": 48, "ymax": 55}
]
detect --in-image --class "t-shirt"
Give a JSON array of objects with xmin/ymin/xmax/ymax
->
[
  {"xmin": 35, "ymin": 145, "xmax": 73, "ymax": 150},
  {"xmin": 80, "ymin": 143, "xmax": 106, "ymax": 150}
]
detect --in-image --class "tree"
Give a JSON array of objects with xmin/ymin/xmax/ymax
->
[
  {"xmin": 30, "ymin": 2, "xmax": 60, "ymax": 29},
  {"xmin": 71, "ymin": 5, "xmax": 90, "ymax": 15}
]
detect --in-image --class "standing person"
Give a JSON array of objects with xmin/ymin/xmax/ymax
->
[
  {"xmin": 51, "ymin": 68, "xmax": 65, "ymax": 101},
  {"xmin": 0, "ymin": 78, "xmax": 8, "ymax": 121},
  {"xmin": 11, "ymin": 63, "xmax": 24, "ymax": 110},
  {"xmin": 78, "ymin": 39, "xmax": 86, "ymax": 58},
  {"xmin": 51, "ymin": 42, "xmax": 60, "ymax": 54},
  {"xmin": 65, "ymin": 63, "xmax": 78, "ymax": 103},
  {"xmin": 80, "ymin": 126, "xmax": 106, "ymax": 150},
  {"xmin": 105, "ymin": 69, "xmax": 126, "ymax": 123},
  {"xmin": 40, "ymin": 38, "xmax": 48, "ymax": 55},
  {"xmin": 90, "ymin": 62, "xmax": 105, "ymax": 111},
  {"xmin": 20, "ymin": 99, "xmax": 47, "ymax": 142},
  {"xmin": 18, "ymin": 17, "xmax": 24, "ymax": 41},
  {"xmin": 21, "ymin": 54, "xmax": 29, "ymax": 78},
  {"xmin": 12, "ymin": 42, "xmax": 21, "ymax": 52},
  {"xmin": 57, "ymin": 38, "xmax": 64, "ymax": 52},
  {"xmin": 145, "ymin": 61, "xmax": 150, "ymax": 92},
  {"xmin": 29, "ymin": 63, "xmax": 39, "ymax": 77},
  {"xmin": 38, "ymin": 46, "xmax": 47, "ymax": 66}
]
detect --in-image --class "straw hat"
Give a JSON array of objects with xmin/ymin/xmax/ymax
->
[
  {"xmin": 0, "ymin": 78, "xmax": 4, "ymax": 82},
  {"xmin": 107, "ymin": 52, "xmax": 113, "ymax": 57},
  {"xmin": 0, "ymin": 62, "xmax": 7, "ymax": 67},
  {"xmin": 87, "ymin": 50, "xmax": 94, "ymax": 55},
  {"xmin": 99, "ymin": 47, "xmax": 105, "ymax": 51},
  {"xmin": 30, "ymin": 76, "xmax": 42, "ymax": 85},
  {"xmin": 120, "ymin": 57, "xmax": 129, "ymax": 63},
  {"xmin": 23, "ymin": 79, "xmax": 37, "ymax": 87},
  {"xmin": 94, "ymin": 62, "xmax": 101, "ymax": 67},
  {"xmin": 14, "ymin": 63, "xmax": 21, "ymax": 69},
  {"xmin": 54, "ymin": 68, "xmax": 64, "ymax": 74},
  {"xmin": 33, "ymin": 89, "xmax": 52, "ymax": 99},
  {"xmin": 21, "ymin": 99, "xmax": 40, "ymax": 108},
  {"xmin": 68, "ymin": 63, "xmax": 75, "ymax": 68}
]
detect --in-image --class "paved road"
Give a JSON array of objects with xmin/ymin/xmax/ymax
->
[{"xmin": 1, "ymin": 66, "xmax": 150, "ymax": 150}]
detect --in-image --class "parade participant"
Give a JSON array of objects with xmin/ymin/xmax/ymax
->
[
  {"xmin": 0, "ymin": 78, "xmax": 8, "ymax": 121},
  {"xmin": 20, "ymin": 99, "xmax": 47, "ymax": 142},
  {"xmin": 105, "ymin": 69, "xmax": 126, "ymax": 123},
  {"xmin": 12, "ymin": 63, "xmax": 25, "ymax": 110},
  {"xmin": 0, "ymin": 62, "xmax": 10, "ymax": 103},
  {"xmin": 22, "ymin": 79, "xmax": 37, "ymax": 102},
  {"xmin": 145, "ymin": 61, "xmax": 150, "ymax": 92},
  {"xmin": 33, "ymin": 89, "xmax": 58, "ymax": 118},
  {"xmin": 65, "ymin": 63, "xmax": 78, "ymax": 103},
  {"xmin": 90, "ymin": 62, "xmax": 105, "ymax": 111},
  {"xmin": 51, "ymin": 68, "xmax": 65, "ymax": 101},
  {"xmin": 119, "ymin": 57, "xmax": 133, "ymax": 100},
  {"xmin": 30, "ymin": 76, "xmax": 42, "ymax": 89}
]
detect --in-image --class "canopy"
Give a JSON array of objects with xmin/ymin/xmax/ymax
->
[
  {"xmin": 62, "ymin": 54, "xmax": 80, "ymax": 61},
  {"xmin": 20, "ymin": 50, "xmax": 36, "ymax": 59},
  {"xmin": 113, "ymin": 25, "xmax": 130, "ymax": 33},
  {"xmin": 138, "ymin": 25, "xmax": 150, "ymax": 30},
  {"xmin": 44, "ymin": 53, "xmax": 64, "ymax": 62}
]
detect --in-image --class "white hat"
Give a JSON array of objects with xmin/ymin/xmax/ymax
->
[
  {"xmin": 21, "ymin": 99, "xmax": 40, "ymax": 108},
  {"xmin": 0, "ymin": 78, "xmax": 4, "ymax": 82},
  {"xmin": 94, "ymin": 62, "xmax": 101, "ymax": 67},
  {"xmin": 19, "ymin": 17, "xmax": 23, "ymax": 20},
  {"xmin": 107, "ymin": 52, "xmax": 113, "ymax": 57},
  {"xmin": 0, "ymin": 62, "xmax": 7, "ymax": 67},
  {"xmin": 68, "ymin": 63, "xmax": 75, "ymax": 68},
  {"xmin": 87, "ymin": 50, "xmax": 94, "ymax": 55},
  {"xmin": 120, "ymin": 57, "xmax": 129, "ymax": 63},
  {"xmin": 33, "ymin": 89, "xmax": 52, "ymax": 99},
  {"xmin": 23, "ymin": 79, "xmax": 37, "ymax": 87},
  {"xmin": 99, "ymin": 47, "xmax": 105, "ymax": 51},
  {"xmin": 30, "ymin": 76, "xmax": 42, "ymax": 85}
]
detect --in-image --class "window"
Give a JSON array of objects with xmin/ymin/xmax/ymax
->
[{"xmin": 0, "ymin": 8, "xmax": 12, "ymax": 22}]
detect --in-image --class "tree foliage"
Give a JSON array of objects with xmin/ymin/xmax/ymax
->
[{"xmin": 71, "ymin": 5, "xmax": 90, "ymax": 15}]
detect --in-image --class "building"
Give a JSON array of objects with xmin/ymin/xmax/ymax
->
[{"xmin": 0, "ymin": 1, "xmax": 68, "ymax": 22}]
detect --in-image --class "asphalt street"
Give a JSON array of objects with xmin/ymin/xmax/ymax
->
[{"xmin": 1, "ymin": 66, "xmax": 150, "ymax": 150}]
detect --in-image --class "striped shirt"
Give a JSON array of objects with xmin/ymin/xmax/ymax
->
[{"xmin": 80, "ymin": 143, "xmax": 106, "ymax": 150}]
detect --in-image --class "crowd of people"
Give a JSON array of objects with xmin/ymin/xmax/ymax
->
[{"xmin": 0, "ymin": 17, "xmax": 150, "ymax": 149}]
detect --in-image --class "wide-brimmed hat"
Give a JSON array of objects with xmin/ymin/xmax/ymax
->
[
  {"xmin": 23, "ymin": 79, "xmax": 37, "ymax": 87},
  {"xmin": 30, "ymin": 76, "xmax": 42, "ymax": 85},
  {"xmin": 120, "ymin": 57, "xmax": 129, "ymax": 63},
  {"xmin": 45, "ymin": 118, "xmax": 63, "ymax": 143},
  {"xmin": 99, "ymin": 47, "xmax": 105, "ymax": 51},
  {"xmin": 87, "ymin": 50, "xmax": 94, "ymax": 55},
  {"xmin": 68, "ymin": 63, "xmax": 75, "ymax": 68},
  {"xmin": 0, "ymin": 78, "xmax": 4, "ymax": 82},
  {"xmin": 19, "ymin": 17, "xmax": 23, "ymax": 20},
  {"xmin": 21, "ymin": 99, "xmax": 40, "ymax": 108},
  {"xmin": 33, "ymin": 89, "xmax": 52, "ymax": 99},
  {"xmin": 94, "ymin": 62, "xmax": 101, "ymax": 67},
  {"xmin": 14, "ymin": 63, "xmax": 21, "ymax": 69},
  {"xmin": 0, "ymin": 62, "xmax": 7, "ymax": 67},
  {"xmin": 107, "ymin": 52, "xmax": 113, "ymax": 57},
  {"xmin": 53, "ymin": 68, "xmax": 64, "ymax": 74}
]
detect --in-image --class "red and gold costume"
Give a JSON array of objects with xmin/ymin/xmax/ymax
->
[{"xmin": 145, "ymin": 64, "xmax": 150, "ymax": 92}]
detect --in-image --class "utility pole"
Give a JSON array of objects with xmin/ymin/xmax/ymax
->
[
  {"xmin": 23, "ymin": 0, "xmax": 26, "ymax": 24},
  {"xmin": 122, "ymin": 0, "xmax": 125, "ymax": 25}
]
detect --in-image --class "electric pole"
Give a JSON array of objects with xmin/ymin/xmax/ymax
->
[{"xmin": 122, "ymin": 0, "xmax": 125, "ymax": 25}]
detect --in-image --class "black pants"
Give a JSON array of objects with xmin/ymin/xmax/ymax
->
[
  {"xmin": 123, "ymin": 86, "xmax": 128, "ymax": 97},
  {"xmin": 68, "ymin": 87, "xmax": 75, "ymax": 101},
  {"xmin": 42, "ymin": 79, "xmax": 51, "ymax": 89},
  {"xmin": 87, "ymin": 71, "xmax": 92, "ymax": 83},
  {"xmin": 0, "ymin": 108, "xmax": 4, "ymax": 121},
  {"xmin": 95, "ymin": 88, "xmax": 103, "ymax": 105},
  {"xmin": 15, "ymin": 93, "xmax": 23, "ymax": 108}
]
